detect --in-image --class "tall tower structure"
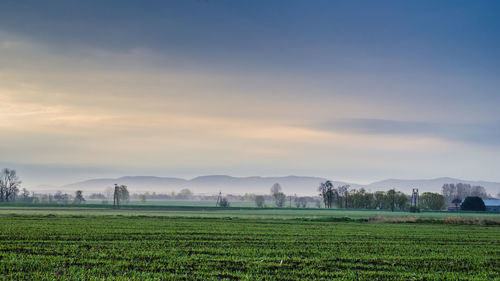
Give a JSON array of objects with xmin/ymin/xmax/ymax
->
[{"xmin": 411, "ymin": 188, "xmax": 419, "ymax": 210}]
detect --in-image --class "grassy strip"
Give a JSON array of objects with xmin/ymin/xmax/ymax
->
[
  {"xmin": 295, "ymin": 216, "xmax": 500, "ymax": 226},
  {"xmin": 1, "ymin": 202, "xmax": 499, "ymax": 214},
  {"xmin": 3, "ymin": 212, "xmax": 498, "ymax": 226},
  {"xmin": 370, "ymin": 216, "xmax": 500, "ymax": 226}
]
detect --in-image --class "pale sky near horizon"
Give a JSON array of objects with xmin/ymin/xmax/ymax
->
[{"xmin": 1, "ymin": 1, "xmax": 500, "ymax": 187}]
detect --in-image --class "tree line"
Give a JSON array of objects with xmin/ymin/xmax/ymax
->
[
  {"xmin": 317, "ymin": 181, "xmax": 410, "ymax": 211},
  {"xmin": 441, "ymin": 183, "xmax": 488, "ymax": 202},
  {"xmin": 2, "ymin": 168, "xmax": 497, "ymax": 211}
]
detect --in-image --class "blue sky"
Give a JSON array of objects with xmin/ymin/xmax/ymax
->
[{"xmin": 0, "ymin": 1, "xmax": 499, "ymax": 187}]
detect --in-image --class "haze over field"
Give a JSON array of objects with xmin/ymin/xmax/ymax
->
[
  {"xmin": 1, "ymin": 1, "xmax": 500, "ymax": 190},
  {"xmin": 30, "ymin": 175, "xmax": 497, "ymax": 197}
]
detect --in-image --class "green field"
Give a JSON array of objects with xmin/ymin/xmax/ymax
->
[
  {"xmin": 0, "ymin": 214, "xmax": 499, "ymax": 280},
  {"xmin": 1, "ymin": 204, "xmax": 500, "ymax": 220}
]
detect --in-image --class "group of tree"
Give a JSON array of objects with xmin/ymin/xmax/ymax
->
[
  {"xmin": 419, "ymin": 192, "xmax": 446, "ymax": 210},
  {"xmin": 252, "ymin": 185, "xmax": 313, "ymax": 208},
  {"xmin": 175, "ymin": 189, "xmax": 193, "ymax": 199},
  {"xmin": 317, "ymin": 182, "xmax": 354, "ymax": 209},
  {"xmin": 38, "ymin": 190, "xmax": 86, "ymax": 204},
  {"xmin": 54, "ymin": 191, "xmax": 71, "ymax": 204},
  {"xmin": 127, "ymin": 190, "xmax": 281, "ymax": 205},
  {"xmin": 90, "ymin": 189, "xmax": 192, "ymax": 203},
  {"xmin": 317, "ymin": 181, "xmax": 336, "ymax": 208},
  {"xmin": 441, "ymin": 183, "xmax": 488, "ymax": 202},
  {"xmin": 88, "ymin": 193, "xmax": 107, "ymax": 200},
  {"xmin": 0, "ymin": 169, "xmax": 38, "ymax": 203},
  {"xmin": 0, "ymin": 168, "xmax": 91, "ymax": 205},
  {"xmin": 294, "ymin": 196, "xmax": 308, "ymax": 208},
  {"xmin": 374, "ymin": 189, "xmax": 408, "ymax": 211},
  {"xmin": 317, "ymin": 181, "xmax": 410, "ymax": 211}
]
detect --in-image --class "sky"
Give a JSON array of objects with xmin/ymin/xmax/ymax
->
[{"xmin": 1, "ymin": 0, "xmax": 500, "ymax": 188}]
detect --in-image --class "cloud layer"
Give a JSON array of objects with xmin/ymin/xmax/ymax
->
[{"xmin": 0, "ymin": 1, "xmax": 499, "ymax": 187}]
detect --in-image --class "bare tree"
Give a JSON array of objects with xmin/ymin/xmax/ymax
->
[
  {"xmin": 113, "ymin": 184, "xmax": 120, "ymax": 207},
  {"xmin": 270, "ymin": 183, "xmax": 286, "ymax": 207},
  {"xmin": 0, "ymin": 169, "xmax": 22, "ymax": 202},
  {"xmin": 104, "ymin": 186, "xmax": 114, "ymax": 201},
  {"xmin": 338, "ymin": 185, "xmax": 350, "ymax": 208},
  {"xmin": 73, "ymin": 190, "xmax": 85, "ymax": 204},
  {"xmin": 318, "ymin": 182, "xmax": 328, "ymax": 207},
  {"xmin": 20, "ymin": 188, "xmax": 31, "ymax": 202},
  {"xmin": 318, "ymin": 181, "xmax": 336, "ymax": 208},
  {"xmin": 274, "ymin": 192, "xmax": 286, "ymax": 207},
  {"xmin": 470, "ymin": 185, "xmax": 487, "ymax": 198},
  {"xmin": 219, "ymin": 197, "xmax": 230, "ymax": 207},
  {"xmin": 387, "ymin": 189, "xmax": 396, "ymax": 212},
  {"xmin": 294, "ymin": 196, "xmax": 302, "ymax": 208},
  {"xmin": 270, "ymin": 183, "xmax": 282, "ymax": 195},
  {"xmin": 113, "ymin": 184, "xmax": 129, "ymax": 208}
]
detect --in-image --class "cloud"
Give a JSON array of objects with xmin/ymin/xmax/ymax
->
[
  {"xmin": 0, "ymin": 1, "xmax": 500, "ymax": 185},
  {"xmin": 320, "ymin": 118, "xmax": 500, "ymax": 145}
]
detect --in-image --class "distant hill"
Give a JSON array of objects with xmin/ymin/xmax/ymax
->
[
  {"xmin": 63, "ymin": 176, "xmax": 188, "ymax": 193},
  {"xmin": 62, "ymin": 175, "xmax": 355, "ymax": 195},
  {"xmin": 60, "ymin": 175, "xmax": 500, "ymax": 196}
]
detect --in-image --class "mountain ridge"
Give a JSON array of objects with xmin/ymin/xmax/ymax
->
[{"xmin": 54, "ymin": 175, "xmax": 500, "ymax": 196}]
